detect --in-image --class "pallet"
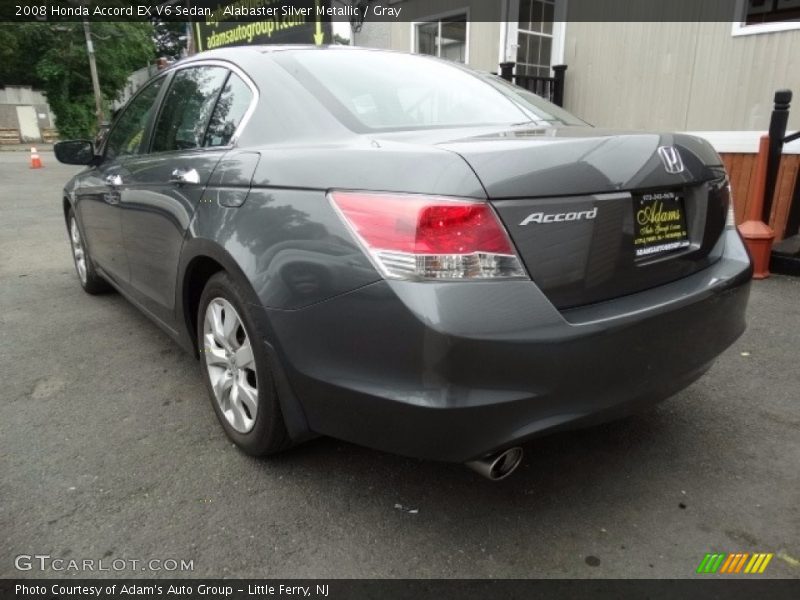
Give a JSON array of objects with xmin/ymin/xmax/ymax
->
[
  {"xmin": 0, "ymin": 128, "xmax": 21, "ymax": 144},
  {"xmin": 42, "ymin": 128, "xmax": 59, "ymax": 143}
]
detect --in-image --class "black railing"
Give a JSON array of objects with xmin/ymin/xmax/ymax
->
[
  {"xmin": 765, "ymin": 90, "xmax": 799, "ymax": 231},
  {"xmin": 767, "ymin": 89, "xmax": 800, "ymax": 276},
  {"xmin": 498, "ymin": 63, "xmax": 567, "ymax": 107}
]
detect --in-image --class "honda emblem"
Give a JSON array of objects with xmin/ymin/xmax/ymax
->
[{"xmin": 658, "ymin": 146, "xmax": 684, "ymax": 174}]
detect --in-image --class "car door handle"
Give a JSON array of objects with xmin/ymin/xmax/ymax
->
[
  {"xmin": 170, "ymin": 168, "xmax": 200, "ymax": 185},
  {"xmin": 104, "ymin": 174, "xmax": 123, "ymax": 187}
]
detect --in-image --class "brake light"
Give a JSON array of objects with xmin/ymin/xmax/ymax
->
[{"xmin": 330, "ymin": 191, "xmax": 528, "ymax": 280}]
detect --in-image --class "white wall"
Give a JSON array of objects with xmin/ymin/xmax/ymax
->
[{"xmin": 562, "ymin": 20, "xmax": 800, "ymax": 131}]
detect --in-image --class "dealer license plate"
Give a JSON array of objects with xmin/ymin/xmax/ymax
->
[{"xmin": 632, "ymin": 190, "xmax": 690, "ymax": 258}]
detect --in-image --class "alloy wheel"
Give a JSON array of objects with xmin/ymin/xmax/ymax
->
[
  {"xmin": 203, "ymin": 298, "xmax": 259, "ymax": 433},
  {"xmin": 69, "ymin": 218, "xmax": 87, "ymax": 284}
]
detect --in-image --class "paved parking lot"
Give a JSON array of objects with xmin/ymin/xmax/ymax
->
[{"xmin": 1, "ymin": 151, "xmax": 798, "ymax": 579}]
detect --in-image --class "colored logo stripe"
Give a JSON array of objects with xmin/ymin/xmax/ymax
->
[
  {"xmin": 697, "ymin": 553, "xmax": 773, "ymax": 574},
  {"xmin": 720, "ymin": 553, "xmax": 748, "ymax": 573},
  {"xmin": 719, "ymin": 553, "xmax": 737, "ymax": 573},
  {"xmin": 697, "ymin": 553, "xmax": 725, "ymax": 573},
  {"xmin": 744, "ymin": 553, "xmax": 774, "ymax": 574}
]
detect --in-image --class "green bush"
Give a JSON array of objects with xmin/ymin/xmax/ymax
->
[{"xmin": 1, "ymin": 22, "xmax": 156, "ymax": 139}]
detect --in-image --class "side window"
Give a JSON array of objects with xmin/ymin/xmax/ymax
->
[
  {"xmin": 104, "ymin": 77, "xmax": 164, "ymax": 161},
  {"xmin": 204, "ymin": 74, "xmax": 254, "ymax": 147},
  {"xmin": 150, "ymin": 66, "xmax": 228, "ymax": 153}
]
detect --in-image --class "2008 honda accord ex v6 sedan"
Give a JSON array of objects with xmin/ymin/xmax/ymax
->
[{"xmin": 56, "ymin": 46, "xmax": 751, "ymax": 480}]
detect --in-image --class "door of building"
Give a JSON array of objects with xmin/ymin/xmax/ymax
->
[
  {"xmin": 502, "ymin": 0, "xmax": 565, "ymax": 75},
  {"xmin": 15, "ymin": 106, "xmax": 41, "ymax": 143}
]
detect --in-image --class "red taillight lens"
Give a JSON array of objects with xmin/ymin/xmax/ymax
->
[
  {"xmin": 330, "ymin": 191, "xmax": 527, "ymax": 280},
  {"xmin": 417, "ymin": 204, "xmax": 514, "ymax": 254}
]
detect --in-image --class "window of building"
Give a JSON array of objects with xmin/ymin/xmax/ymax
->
[
  {"xmin": 745, "ymin": 0, "xmax": 800, "ymax": 23},
  {"xmin": 517, "ymin": 0, "xmax": 555, "ymax": 77},
  {"xmin": 732, "ymin": 0, "xmax": 800, "ymax": 35},
  {"xmin": 414, "ymin": 14, "xmax": 468, "ymax": 63}
]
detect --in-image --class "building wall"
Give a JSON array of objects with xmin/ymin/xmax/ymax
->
[
  {"xmin": 353, "ymin": 0, "xmax": 505, "ymax": 73},
  {"xmin": 387, "ymin": 20, "xmax": 501, "ymax": 73},
  {"xmin": 0, "ymin": 105, "xmax": 19, "ymax": 130},
  {"xmin": 351, "ymin": 21, "xmax": 392, "ymax": 50},
  {"xmin": 0, "ymin": 86, "xmax": 55, "ymax": 142},
  {"xmin": 0, "ymin": 86, "xmax": 50, "ymax": 107},
  {"xmin": 562, "ymin": 20, "xmax": 800, "ymax": 131},
  {"xmin": 382, "ymin": 0, "xmax": 505, "ymax": 22}
]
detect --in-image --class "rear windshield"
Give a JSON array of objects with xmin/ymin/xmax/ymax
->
[{"xmin": 274, "ymin": 50, "xmax": 585, "ymax": 132}]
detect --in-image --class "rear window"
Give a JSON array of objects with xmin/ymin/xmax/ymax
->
[{"xmin": 275, "ymin": 50, "xmax": 584, "ymax": 132}]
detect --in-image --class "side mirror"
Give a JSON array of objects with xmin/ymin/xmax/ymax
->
[{"xmin": 54, "ymin": 140, "xmax": 97, "ymax": 166}]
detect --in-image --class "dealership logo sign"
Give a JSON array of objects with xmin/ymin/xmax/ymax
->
[
  {"xmin": 658, "ymin": 145, "xmax": 685, "ymax": 174},
  {"xmin": 696, "ymin": 552, "xmax": 773, "ymax": 574}
]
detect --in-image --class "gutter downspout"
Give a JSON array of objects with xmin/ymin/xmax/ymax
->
[{"xmin": 498, "ymin": 0, "xmax": 509, "ymax": 67}]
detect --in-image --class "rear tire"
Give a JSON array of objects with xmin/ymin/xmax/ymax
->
[
  {"xmin": 67, "ymin": 209, "xmax": 111, "ymax": 295},
  {"xmin": 197, "ymin": 271, "xmax": 290, "ymax": 456}
]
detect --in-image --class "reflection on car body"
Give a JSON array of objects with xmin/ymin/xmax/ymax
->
[{"xmin": 55, "ymin": 46, "xmax": 751, "ymax": 481}]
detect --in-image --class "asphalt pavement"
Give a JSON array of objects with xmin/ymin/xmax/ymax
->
[{"xmin": 1, "ymin": 151, "xmax": 798, "ymax": 579}]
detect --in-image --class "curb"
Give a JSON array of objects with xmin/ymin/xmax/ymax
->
[{"xmin": 0, "ymin": 145, "xmax": 55, "ymax": 152}]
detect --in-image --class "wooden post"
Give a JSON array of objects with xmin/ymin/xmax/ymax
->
[
  {"xmin": 738, "ymin": 135, "xmax": 776, "ymax": 279},
  {"xmin": 82, "ymin": 16, "xmax": 105, "ymax": 128}
]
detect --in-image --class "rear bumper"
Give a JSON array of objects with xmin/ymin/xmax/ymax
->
[{"xmin": 266, "ymin": 230, "xmax": 752, "ymax": 462}]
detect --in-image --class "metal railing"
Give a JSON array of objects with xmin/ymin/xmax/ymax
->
[
  {"xmin": 765, "ymin": 90, "xmax": 799, "ymax": 237},
  {"xmin": 498, "ymin": 63, "xmax": 567, "ymax": 107}
]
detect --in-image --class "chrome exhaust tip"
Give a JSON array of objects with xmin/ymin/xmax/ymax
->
[{"xmin": 466, "ymin": 447, "xmax": 523, "ymax": 481}]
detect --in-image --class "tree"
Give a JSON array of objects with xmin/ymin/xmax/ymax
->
[
  {"xmin": 0, "ymin": 23, "xmax": 50, "ymax": 87},
  {"xmin": 0, "ymin": 22, "xmax": 155, "ymax": 138},
  {"xmin": 153, "ymin": 21, "xmax": 188, "ymax": 59}
]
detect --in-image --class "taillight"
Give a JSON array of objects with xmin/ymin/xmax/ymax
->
[{"xmin": 330, "ymin": 191, "xmax": 528, "ymax": 280}]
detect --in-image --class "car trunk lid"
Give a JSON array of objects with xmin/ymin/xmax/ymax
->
[{"xmin": 434, "ymin": 127, "xmax": 730, "ymax": 309}]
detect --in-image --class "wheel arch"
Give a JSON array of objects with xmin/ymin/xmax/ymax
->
[
  {"xmin": 179, "ymin": 239, "xmax": 259, "ymax": 355},
  {"xmin": 62, "ymin": 196, "xmax": 71, "ymax": 224},
  {"xmin": 178, "ymin": 238, "xmax": 314, "ymax": 444}
]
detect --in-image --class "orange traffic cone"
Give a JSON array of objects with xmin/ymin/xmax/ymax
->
[{"xmin": 30, "ymin": 147, "xmax": 43, "ymax": 169}]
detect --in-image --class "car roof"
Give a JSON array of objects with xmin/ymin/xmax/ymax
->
[
  {"xmin": 256, "ymin": 44, "xmax": 363, "ymax": 53},
  {"xmin": 172, "ymin": 44, "xmax": 411, "ymax": 68}
]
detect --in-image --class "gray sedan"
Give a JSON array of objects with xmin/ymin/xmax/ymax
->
[{"xmin": 55, "ymin": 46, "xmax": 751, "ymax": 480}]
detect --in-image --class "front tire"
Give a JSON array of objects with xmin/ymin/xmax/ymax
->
[
  {"xmin": 197, "ymin": 272, "xmax": 290, "ymax": 456},
  {"xmin": 67, "ymin": 210, "xmax": 110, "ymax": 295}
]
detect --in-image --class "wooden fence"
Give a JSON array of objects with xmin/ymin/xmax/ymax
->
[{"xmin": 722, "ymin": 152, "xmax": 800, "ymax": 242}]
